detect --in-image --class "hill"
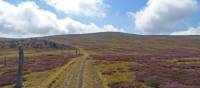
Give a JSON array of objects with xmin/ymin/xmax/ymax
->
[
  {"xmin": 1, "ymin": 32, "xmax": 200, "ymax": 57},
  {"xmin": 41, "ymin": 32, "xmax": 200, "ymax": 55},
  {"xmin": 1, "ymin": 32, "xmax": 200, "ymax": 88}
]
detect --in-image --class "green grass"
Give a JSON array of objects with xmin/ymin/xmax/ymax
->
[
  {"xmin": 82, "ymin": 60, "xmax": 94, "ymax": 88},
  {"xmin": 24, "ymin": 67, "xmax": 61, "ymax": 88},
  {"xmin": 23, "ymin": 57, "xmax": 78, "ymax": 88},
  {"xmin": 94, "ymin": 61, "xmax": 136, "ymax": 88},
  {"xmin": 1, "ymin": 67, "xmax": 62, "ymax": 88},
  {"xmin": 49, "ymin": 57, "xmax": 83, "ymax": 88}
]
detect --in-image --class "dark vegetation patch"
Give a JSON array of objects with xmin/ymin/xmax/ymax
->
[
  {"xmin": 0, "ymin": 55, "xmax": 79, "ymax": 86},
  {"xmin": 102, "ymin": 69, "xmax": 116, "ymax": 75},
  {"xmin": 108, "ymin": 81, "xmax": 134, "ymax": 88},
  {"xmin": 117, "ymin": 67, "xmax": 126, "ymax": 73}
]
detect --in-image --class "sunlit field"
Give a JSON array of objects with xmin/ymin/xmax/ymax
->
[{"xmin": 0, "ymin": 32, "xmax": 200, "ymax": 88}]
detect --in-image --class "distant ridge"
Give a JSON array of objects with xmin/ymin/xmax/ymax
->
[{"xmin": 0, "ymin": 32, "xmax": 200, "ymax": 53}]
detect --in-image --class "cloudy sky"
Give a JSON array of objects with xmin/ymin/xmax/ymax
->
[{"xmin": 0, "ymin": 0, "xmax": 200, "ymax": 38}]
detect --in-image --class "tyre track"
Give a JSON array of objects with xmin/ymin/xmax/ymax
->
[
  {"xmin": 92, "ymin": 63, "xmax": 103, "ymax": 88},
  {"xmin": 77, "ymin": 58, "xmax": 86, "ymax": 88},
  {"xmin": 47, "ymin": 59, "xmax": 77, "ymax": 88}
]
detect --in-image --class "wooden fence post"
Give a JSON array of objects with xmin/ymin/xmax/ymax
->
[
  {"xmin": 78, "ymin": 49, "xmax": 81, "ymax": 55},
  {"xmin": 15, "ymin": 46, "xmax": 24, "ymax": 88},
  {"xmin": 75, "ymin": 49, "xmax": 81, "ymax": 56},
  {"xmin": 76, "ymin": 49, "xmax": 78, "ymax": 56},
  {"xmin": 4, "ymin": 56, "xmax": 6, "ymax": 66}
]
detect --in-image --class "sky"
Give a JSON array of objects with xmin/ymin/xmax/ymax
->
[{"xmin": 0, "ymin": 0, "xmax": 200, "ymax": 38}]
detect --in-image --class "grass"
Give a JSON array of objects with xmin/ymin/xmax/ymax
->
[
  {"xmin": 82, "ymin": 60, "xmax": 94, "ymax": 88},
  {"xmin": 49, "ymin": 57, "xmax": 84, "ymax": 88},
  {"xmin": 0, "ymin": 49, "xmax": 76, "ymax": 58},
  {"xmin": 24, "ymin": 67, "xmax": 61, "ymax": 88},
  {"xmin": 1, "ymin": 67, "xmax": 62, "ymax": 88},
  {"xmin": 0, "ymin": 49, "xmax": 78, "ymax": 88},
  {"xmin": 1, "ymin": 32, "xmax": 200, "ymax": 88},
  {"xmin": 41, "ymin": 58, "xmax": 78, "ymax": 88},
  {"xmin": 2, "ymin": 85, "xmax": 14, "ymax": 88},
  {"xmin": 175, "ymin": 58, "xmax": 200, "ymax": 65},
  {"xmin": 95, "ymin": 61, "xmax": 136, "ymax": 88},
  {"xmin": 1, "ymin": 57, "xmax": 77, "ymax": 88}
]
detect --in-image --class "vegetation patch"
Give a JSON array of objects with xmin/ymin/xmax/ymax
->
[
  {"xmin": 0, "ymin": 50, "xmax": 79, "ymax": 87},
  {"xmin": 94, "ymin": 60, "xmax": 135, "ymax": 88},
  {"xmin": 102, "ymin": 68, "xmax": 116, "ymax": 75},
  {"xmin": 108, "ymin": 81, "xmax": 134, "ymax": 88}
]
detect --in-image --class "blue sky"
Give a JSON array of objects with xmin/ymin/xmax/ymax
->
[{"xmin": 0, "ymin": 0, "xmax": 200, "ymax": 37}]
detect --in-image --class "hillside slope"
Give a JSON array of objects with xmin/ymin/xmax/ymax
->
[
  {"xmin": 41, "ymin": 32, "xmax": 200, "ymax": 55},
  {"xmin": 1, "ymin": 32, "xmax": 200, "ymax": 55},
  {"xmin": 1, "ymin": 32, "xmax": 200, "ymax": 88}
]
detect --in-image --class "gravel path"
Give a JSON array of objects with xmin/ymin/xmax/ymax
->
[{"xmin": 77, "ymin": 57, "xmax": 87, "ymax": 88}]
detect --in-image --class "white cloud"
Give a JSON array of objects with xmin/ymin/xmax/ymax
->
[
  {"xmin": 58, "ymin": 18, "xmax": 124, "ymax": 34},
  {"xmin": 0, "ymin": 0, "xmax": 123, "ymax": 38},
  {"xmin": 44, "ymin": 0, "xmax": 107, "ymax": 18},
  {"xmin": 171, "ymin": 26, "xmax": 200, "ymax": 35},
  {"xmin": 133, "ymin": 0, "xmax": 198, "ymax": 35}
]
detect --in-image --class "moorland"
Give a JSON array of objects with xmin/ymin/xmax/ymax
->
[{"xmin": 0, "ymin": 32, "xmax": 200, "ymax": 88}]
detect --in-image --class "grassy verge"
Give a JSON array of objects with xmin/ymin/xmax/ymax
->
[
  {"xmin": 1, "ymin": 67, "xmax": 62, "ymax": 88},
  {"xmin": 24, "ymin": 67, "xmax": 61, "ymax": 88},
  {"xmin": 41, "ymin": 58, "xmax": 78, "ymax": 88},
  {"xmin": 82, "ymin": 60, "xmax": 93, "ymax": 88},
  {"xmin": 49, "ymin": 57, "xmax": 83, "ymax": 88},
  {"xmin": 1, "ymin": 56, "xmax": 78, "ymax": 88},
  {"xmin": 95, "ymin": 61, "xmax": 136, "ymax": 88}
]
